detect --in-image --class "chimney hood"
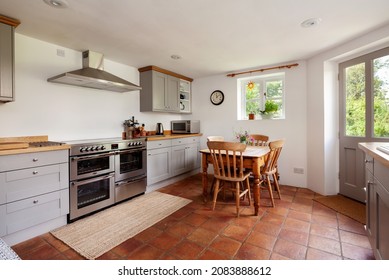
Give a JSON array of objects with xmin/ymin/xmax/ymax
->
[{"xmin": 47, "ymin": 50, "xmax": 141, "ymax": 92}]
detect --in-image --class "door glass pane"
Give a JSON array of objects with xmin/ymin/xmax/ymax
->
[
  {"xmin": 373, "ymin": 55, "xmax": 389, "ymax": 138},
  {"xmin": 345, "ymin": 63, "xmax": 366, "ymax": 136}
]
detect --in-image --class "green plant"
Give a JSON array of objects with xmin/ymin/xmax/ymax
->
[{"xmin": 260, "ymin": 100, "xmax": 279, "ymax": 115}]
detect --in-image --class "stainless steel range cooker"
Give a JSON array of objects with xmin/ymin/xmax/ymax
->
[{"xmin": 66, "ymin": 137, "xmax": 146, "ymax": 221}]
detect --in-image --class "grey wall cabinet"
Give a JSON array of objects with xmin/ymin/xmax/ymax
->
[
  {"xmin": 0, "ymin": 16, "xmax": 19, "ymax": 103},
  {"xmin": 139, "ymin": 66, "xmax": 193, "ymax": 113}
]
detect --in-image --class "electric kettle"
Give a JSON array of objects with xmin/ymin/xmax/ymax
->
[{"xmin": 156, "ymin": 123, "xmax": 164, "ymax": 135}]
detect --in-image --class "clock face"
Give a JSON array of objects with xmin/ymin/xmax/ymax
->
[{"xmin": 210, "ymin": 90, "xmax": 224, "ymax": 105}]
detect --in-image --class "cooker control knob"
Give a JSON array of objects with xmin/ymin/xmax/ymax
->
[
  {"xmin": 95, "ymin": 146, "xmax": 100, "ymax": 151},
  {"xmin": 101, "ymin": 145, "xmax": 106, "ymax": 150},
  {"xmin": 85, "ymin": 147, "xmax": 90, "ymax": 152},
  {"xmin": 128, "ymin": 142, "xmax": 133, "ymax": 146},
  {"xmin": 79, "ymin": 147, "xmax": 85, "ymax": 152}
]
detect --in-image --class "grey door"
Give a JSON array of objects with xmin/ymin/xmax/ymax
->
[{"xmin": 339, "ymin": 47, "xmax": 389, "ymax": 202}]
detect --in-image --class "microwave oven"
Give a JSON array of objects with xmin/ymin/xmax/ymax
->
[{"xmin": 171, "ymin": 120, "xmax": 200, "ymax": 134}]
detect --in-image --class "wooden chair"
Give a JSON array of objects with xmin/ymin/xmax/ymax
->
[
  {"xmin": 207, "ymin": 136, "xmax": 225, "ymax": 141},
  {"xmin": 261, "ymin": 139, "xmax": 284, "ymax": 207},
  {"xmin": 249, "ymin": 134, "xmax": 269, "ymax": 146},
  {"xmin": 207, "ymin": 141, "xmax": 252, "ymax": 217}
]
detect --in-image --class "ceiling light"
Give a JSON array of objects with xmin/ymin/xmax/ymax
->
[
  {"xmin": 171, "ymin": 54, "xmax": 182, "ymax": 60},
  {"xmin": 300, "ymin": 18, "xmax": 322, "ymax": 28},
  {"xmin": 43, "ymin": 0, "xmax": 69, "ymax": 8}
]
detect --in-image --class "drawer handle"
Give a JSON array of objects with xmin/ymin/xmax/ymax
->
[
  {"xmin": 32, "ymin": 158, "xmax": 39, "ymax": 162},
  {"xmin": 33, "ymin": 171, "xmax": 39, "ymax": 175},
  {"xmin": 33, "ymin": 200, "xmax": 39, "ymax": 204},
  {"xmin": 365, "ymin": 159, "xmax": 373, "ymax": 163}
]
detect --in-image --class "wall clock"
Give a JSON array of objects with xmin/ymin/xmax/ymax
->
[{"xmin": 210, "ymin": 90, "xmax": 224, "ymax": 105}]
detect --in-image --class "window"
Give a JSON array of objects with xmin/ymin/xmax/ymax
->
[{"xmin": 238, "ymin": 73, "xmax": 285, "ymax": 120}]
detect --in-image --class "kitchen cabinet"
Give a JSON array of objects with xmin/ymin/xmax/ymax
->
[
  {"xmin": 171, "ymin": 137, "xmax": 200, "ymax": 176},
  {"xmin": 147, "ymin": 139, "xmax": 172, "ymax": 185},
  {"xmin": 179, "ymin": 79, "xmax": 192, "ymax": 113},
  {"xmin": 0, "ymin": 150, "xmax": 69, "ymax": 245},
  {"xmin": 146, "ymin": 136, "xmax": 200, "ymax": 186},
  {"xmin": 359, "ymin": 143, "xmax": 389, "ymax": 260},
  {"xmin": 0, "ymin": 16, "xmax": 20, "ymax": 103},
  {"xmin": 139, "ymin": 65, "xmax": 193, "ymax": 113}
]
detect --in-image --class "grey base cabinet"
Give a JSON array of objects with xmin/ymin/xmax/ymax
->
[
  {"xmin": 147, "ymin": 136, "xmax": 200, "ymax": 186},
  {"xmin": 0, "ymin": 150, "xmax": 69, "ymax": 243},
  {"xmin": 364, "ymin": 152, "xmax": 389, "ymax": 260}
]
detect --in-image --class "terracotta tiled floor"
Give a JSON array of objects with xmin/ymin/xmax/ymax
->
[{"xmin": 11, "ymin": 174, "xmax": 374, "ymax": 260}]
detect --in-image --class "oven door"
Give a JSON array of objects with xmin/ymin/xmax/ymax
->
[
  {"xmin": 114, "ymin": 148, "xmax": 146, "ymax": 182},
  {"xmin": 69, "ymin": 173, "xmax": 115, "ymax": 221},
  {"xmin": 70, "ymin": 152, "xmax": 115, "ymax": 181}
]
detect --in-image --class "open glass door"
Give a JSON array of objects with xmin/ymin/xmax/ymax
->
[{"xmin": 339, "ymin": 47, "xmax": 389, "ymax": 202}]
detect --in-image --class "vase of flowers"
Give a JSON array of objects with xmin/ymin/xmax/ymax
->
[{"xmin": 234, "ymin": 130, "xmax": 252, "ymax": 144}]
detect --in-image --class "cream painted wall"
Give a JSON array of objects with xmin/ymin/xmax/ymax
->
[
  {"xmin": 307, "ymin": 24, "xmax": 389, "ymax": 196},
  {"xmin": 191, "ymin": 62, "xmax": 308, "ymax": 188},
  {"xmin": 0, "ymin": 34, "xmax": 179, "ymax": 141}
]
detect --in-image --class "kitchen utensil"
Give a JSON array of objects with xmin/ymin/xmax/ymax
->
[{"xmin": 156, "ymin": 123, "xmax": 164, "ymax": 135}]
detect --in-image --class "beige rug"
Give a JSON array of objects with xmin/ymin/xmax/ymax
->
[
  {"xmin": 51, "ymin": 192, "xmax": 191, "ymax": 259},
  {"xmin": 314, "ymin": 195, "xmax": 366, "ymax": 224}
]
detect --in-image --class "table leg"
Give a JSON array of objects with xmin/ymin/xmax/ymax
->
[
  {"xmin": 201, "ymin": 153, "xmax": 209, "ymax": 202},
  {"xmin": 253, "ymin": 175, "xmax": 260, "ymax": 215}
]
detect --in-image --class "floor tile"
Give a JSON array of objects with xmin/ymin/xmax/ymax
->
[
  {"xmin": 339, "ymin": 230, "xmax": 371, "ymax": 249},
  {"xmin": 273, "ymin": 238, "xmax": 307, "ymax": 260},
  {"xmin": 187, "ymin": 227, "xmax": 218, "ymax": 246},
  {"xmin": 126, "ymin": 244, "xmax": 164, "ymax": 260},
  {"xmin": 306, "ymin": 248, "xmax": 342, "ymax": 260},
  {"xmin": 235, "ymin": 242, "xmax": 271, "ymax": 260},
  {"xmin": 278, "ymin": 228, "xmax": 309, "ymax": 246},
  {"xmin": 221, "ymin": 224, "xmax": 251, "ymax": 242},
  {"xmin": 168, "ymin": 239, "xmax": 204, "ymax": 260},
  {"xmin": 246, "ymin": 231, "xmax": 277, "ymax": 251},
  {"xmin": 308, "ymin": 235, "xmax": 341, "ymax": 256},
  {"xmin": 283, "ymin": 217, "xmax": 311, "ymax": 233},
  {"xmin": 341, "ymin": 243, "xmax": 375, "ymax": 260},
  {"xmin": 209, "ymin": 236, "xmax": 242, "ymax": 257},
  {"xmin": 310, "ymin": 223, "xmax": 340, "ymax": 241},
  {"xmin": 148, "ymin": 232, "xmax": 182, "ymax": 251}
]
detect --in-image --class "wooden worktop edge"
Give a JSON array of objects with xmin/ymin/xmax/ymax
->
[{"xmin": 0, "ymin": 135, "xmax": 48, "ymax": 143}]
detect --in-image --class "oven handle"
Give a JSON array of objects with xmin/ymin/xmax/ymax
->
[
  {"xmin": 115, "ymin": 148, "xmax": 146, "ymax": 155},
  {"xmin": 71, "ymin": 172, "xmax": 115, "ymax": 186},
  {"xmin": 71, "ymin": 151, "xmax": 116, "ymax": 162},
  {"xmin": 115, "ymin": 175, "xmax": 146, "ymax": 186}
]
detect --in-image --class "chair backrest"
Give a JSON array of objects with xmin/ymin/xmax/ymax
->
[
  {"xmin": 262, "ymin": 139, "xmax": 284, "ymax": 173},
  {"xmin": 207, "ymin": 141, "xmax": 246, "ymax": 180},
  {"xmin": 250, "ymin": 134, "xmax": 269, "ymax": 146},
  {"xmin": 207, "ymin": 136, "xmax": 225, "ymax": 142}
]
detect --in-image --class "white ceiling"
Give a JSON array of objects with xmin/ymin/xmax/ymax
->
[{"xmin": 1, "ymin": 0, "xmax": 389, "ymax": 79}]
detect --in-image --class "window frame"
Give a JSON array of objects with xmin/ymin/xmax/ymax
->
[{"xmin": 238, "ymin": 72, "xmax": 285, "ymax": 120}]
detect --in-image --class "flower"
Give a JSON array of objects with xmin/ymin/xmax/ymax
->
[{"xmin": 234, "ymin": 129, "xmax": 252, "ymax": 144}]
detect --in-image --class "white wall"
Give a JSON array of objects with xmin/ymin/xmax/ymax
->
[
  {"xmin": 191, "ymin": 62, "xmax": 308, "ymax": 188},
  {"xmin": 307, "ymin": 24, "xmax": 389, "ymax": 195},
  {"xmin": 0, "ymin": 34, "xmax": 179, "ymax": 141}
]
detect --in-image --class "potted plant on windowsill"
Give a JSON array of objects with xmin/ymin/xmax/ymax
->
[{"xmin": 260, "ymin": 100, "xmax": 279, "ymax": 119}]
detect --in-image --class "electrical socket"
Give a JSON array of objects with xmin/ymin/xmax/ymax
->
[
  {"xmin": 56, "ymin": 49, "xmax": 65, "ymax": 57},
  {"xmin": 294, "ymin": 167, "xmax": 304, "ymax": 174}
]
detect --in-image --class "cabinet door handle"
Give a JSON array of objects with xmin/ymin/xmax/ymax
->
[
  {"xmin": 365, "ymin": 159, "xmax": 373, "ymax": 163},
  {"xmin": 33, "ymin": 171, "xmax": 38, "ymax": 175},
  {"xmin": 33, "ymin": 200, "xmax": 39, "ymax": 204},
  {"xmin": 32, "ymin": 158, "xmax": 39, "ymax": 162}
]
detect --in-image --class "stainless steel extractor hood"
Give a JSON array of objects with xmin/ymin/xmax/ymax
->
[{"xmin": 47, "ymin": 50, "xmax": 141, "ymax": 92}]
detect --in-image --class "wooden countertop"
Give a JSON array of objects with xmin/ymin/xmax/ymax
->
[
  {"xmin": 0, "ymin": 135, "xmax": 70, "ymax": 156},
  {"xmin": 146, "ymin": 133, "xmax": 202, "ymax": 141},
  {"xmin": 358, "ymin": 142, "xmax": 389, "ymax": 168}
]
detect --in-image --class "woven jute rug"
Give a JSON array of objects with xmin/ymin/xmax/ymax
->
[
  {"xmin": 51, "ymin": 192, "xmax": 191, "ymax": 259},
  {"xmin": 314, "ymin": 195, "xmax": 366, "ymax": 224}
]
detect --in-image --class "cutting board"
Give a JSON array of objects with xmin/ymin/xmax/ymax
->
[{"xmin": 0, "ymin": 142, "xmax": 29, "ymax": 150}]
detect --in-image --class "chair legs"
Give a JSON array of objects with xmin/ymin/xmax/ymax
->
[
  {"xmin": 263, "ymin": 174, "xmax": 282, "ymax": 207},
  {"xmin": 211, "ymin": 178, "xmax": 251, "ymax": 217}
]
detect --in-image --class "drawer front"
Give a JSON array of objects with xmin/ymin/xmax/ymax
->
[
  {"xmin": 0, "ymin": 150, "xmax": 68, "ymax": 172},
  {"xmin": 147, "ymin": 140, "xmax": 172, "ymax": 150},
  {"xmin": 0, "ymin": 163, "xmax": 68, "ymax": 205},
  {"xmin": 3, "ymin": 189, "xmax": 68, "ymax": 235},
  {"xmin": 375, "ymin": 160, "xmax": 389, "ymax": 192},
  {"xmin": 171, "ymin": 137, "xmax": 199, "ymax": 146}
]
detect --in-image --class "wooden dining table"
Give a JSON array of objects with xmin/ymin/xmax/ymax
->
[{"xmin": 199, "ymin": 145, "xmax": 270, "ymax": 216}]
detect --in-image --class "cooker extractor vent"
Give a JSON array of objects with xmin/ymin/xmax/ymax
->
[{"xmin": 47, "ymin": 50, "xmax": 141, "ymax": 93}]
